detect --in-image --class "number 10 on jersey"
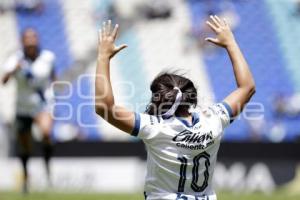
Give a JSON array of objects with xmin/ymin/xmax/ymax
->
[{"xmin": 177, "ymin": 151, "xmax": 210, "ymax": 193}]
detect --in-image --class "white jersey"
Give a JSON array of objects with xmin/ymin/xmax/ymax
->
[
  {"xmin": 132, "ymin": 103, "xmax": 232, "ymax": 200},
  {"xmin": 3, "ymin": 50, "xmax": 55, "ymax": 117}
]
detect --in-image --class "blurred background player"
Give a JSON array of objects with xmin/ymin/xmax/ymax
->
[{"xmin": 1, "ymin": 28, "xmax": 55, "ymax": 193}]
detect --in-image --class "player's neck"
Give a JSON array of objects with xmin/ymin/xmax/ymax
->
[{"xmin": 176, "ymin": 112, "xmax": 192, "ymax": 123}]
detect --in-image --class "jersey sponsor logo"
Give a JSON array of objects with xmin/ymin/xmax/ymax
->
[{"xmin": 172, "ymin": 130, "xmax": 214, "ymax": 150}]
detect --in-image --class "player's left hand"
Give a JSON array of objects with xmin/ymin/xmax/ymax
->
[
  {"xmin": 98, "ymin": 20, "xmax": 127, "ymax": 59},
  {"xmin": 205, "ymin": 15, "xmax": 236, "ymax": 48}
]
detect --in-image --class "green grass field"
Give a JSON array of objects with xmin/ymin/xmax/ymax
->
[{"xmin": 0, "ymin": 191, "xmax": 300, "ymax": 200}]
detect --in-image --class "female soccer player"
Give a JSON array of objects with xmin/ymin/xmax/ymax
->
[
  {"xmin": 95, "ymin": 16, "xmax": 255, "ymax": 200},
  {"xmin": 2, "ymin": 28, "xmax": 55, "ymax": 193}
]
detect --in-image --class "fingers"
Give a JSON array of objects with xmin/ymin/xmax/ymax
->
[
  {"xmin": 223, "ymin": 18, "xmax": 229, "ymax": 27},
  {"xmin": 210, "ymin": 15, "xmax": 220, "ymax": 28},
  {"xmin": 205, "ymin": 37, "xmax": 219, "ymax": 45},
  {"xmin": 214, "ymin": 15, "xmax": 223, "ymax": 26},
  {"xmin": 215, "ymin": 15, "xmax": 228, "ymax": 27},
  {"xmin": 107, "ymin": 20, "xmax": 111, "ymax": 35},
  {"xmin": 115, "ymin": 44, "xmax": 128, "ymax": 54},
  {"xmin": 206, "ymin": 15, "xmax": 229, "ymax": 33},
  {"xmin": 206, "ymin": 21, "xmax": 218, "ymax": 32},
  {"xmin": 207, "ymin": 15, "xmax": 227, "ymax": 28},
  {"xmin": 98, "ymin": 29, "xmax": 102, "ymax": 42},
  {"xmin": 102, "ymin": 21, "xmax": 107, "ymax": 37},
  {"xmin": 100, "ymin": 20, "xmax": 115, "ymax": 36},
  {"xmin": 111, "ymin": 24, "xmax": 119, "ymax": 40},
  {"xmin": 98, "ymin": 27, "xmax": 106, "ymax": 42},
  {"xmin": 99, "ymin": 20, "xmax": 119, "ymax": 41}
]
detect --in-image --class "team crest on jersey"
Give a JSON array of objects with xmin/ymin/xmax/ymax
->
[{"xmin": 172, "ymin": 130, "xmax": 214, "ymax": 150}]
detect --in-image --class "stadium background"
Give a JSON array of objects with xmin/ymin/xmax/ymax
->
[{"xmin": 0, "ymin": 0, "xmax": 299, "ymax": 199}]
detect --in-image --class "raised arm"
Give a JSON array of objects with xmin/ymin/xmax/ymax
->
[
  {"xmin": 2, "ymin": 62, "xmax": 21, "ymax": 85},
  {"xmin": 95, "ymin": 20, "xmax": 135, "ymax": 134},
  {"xmin": 205, "ymin": 15, "xmax": 256, "ymax": 117},
  {"xmin": 2, "ymin": 72, "xmax": 13, "ymax": 85}
]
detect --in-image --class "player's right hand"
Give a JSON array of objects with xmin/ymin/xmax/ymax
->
[
  {"xmin": 1, "ymin": 63, "xmax": 21, "ymax": 84},
  {"xmin": 205, "ymin": 15, "xmax": 236, "ymax": 48},
  {"xmin": 98, "ymin": 20, "xmax": 127, "ymax": 59}
]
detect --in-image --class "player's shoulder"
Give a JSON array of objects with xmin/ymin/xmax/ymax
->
[
  {"xmin": 40, "ymin": 49, "xmax": 56, "ymax": 61},
  {"xmin": 192, "ymin": 104, "xmax": 223, "ymax": 126},
  {"xmin": 199, "ymin": 103, "xmax": 230, "ymax": 117},
  {"xmin": 192, "ymin": 104, "xmax": 214, "ymax": 119},
  {"xmin": 139, "ymin": 113, "xmax": 163, "ymax": 125},
  {"xmin": 198, "ymin": 102, "xmax": 233, "ymax": 130}
]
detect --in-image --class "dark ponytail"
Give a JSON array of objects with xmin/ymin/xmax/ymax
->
[{"xmin": 145, "ymin": 72, "xmax": 197, "ymax": 117}]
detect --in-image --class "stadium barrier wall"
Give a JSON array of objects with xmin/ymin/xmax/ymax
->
[{"xmin": 0, "ymin": 142, "xmax": 299, "ymax": 193}]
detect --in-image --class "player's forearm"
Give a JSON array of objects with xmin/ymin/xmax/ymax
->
[
  {"xmin": 95, "ymin": 55, "xmax": 115, "ymax": 115},
  {"xmin": 226, "ymin": 41, "xmax": 255, "ymax": 92}
]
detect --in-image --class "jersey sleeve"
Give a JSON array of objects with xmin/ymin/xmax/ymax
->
[
  {"xmin": 208, "ymin": 102, "xmax": 233, "ymax": 130},
  {"xmin": 131, "ymin": 113, "xmax": 161, "ymax": 140}
]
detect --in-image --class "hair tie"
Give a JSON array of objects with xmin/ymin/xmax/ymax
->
[{"xmin": 162, "ymin": 87, "xmax": 182, "ymax": 118}]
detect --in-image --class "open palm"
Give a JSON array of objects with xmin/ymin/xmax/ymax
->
[
  {"xmin": 205, "ymin": 15, "xmax": 235, "ymax": 48},
  {"xmin": 98, "ymin": 20, "xmax": 127, "ymax": 58}
]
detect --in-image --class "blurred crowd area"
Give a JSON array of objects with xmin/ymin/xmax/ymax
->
[
  {"xmin": 0, "ymin": 0, "xmax": 300, "ymax": 146},
  {"xmin": 0, "ymin": 0, "xmax": 44, "ymax": 14}
]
